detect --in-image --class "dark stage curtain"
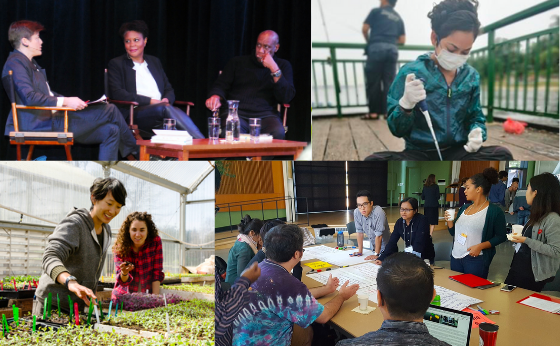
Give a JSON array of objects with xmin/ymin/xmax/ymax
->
[
  {"xmin": 347, "ymin": 161, "xmax": 388, "ymax": 208},
  {"xmin": 0, "ymin": 0, "xmax": 311, "ymax": 160},
  {"xmin": 294, "ymin": 162, "xmax": 347, "ymax": 213}
]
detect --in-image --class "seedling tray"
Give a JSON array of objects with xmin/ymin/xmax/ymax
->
[{"xmin": 0, "ymin": 289, "xmax": 35, "ymax": 299}]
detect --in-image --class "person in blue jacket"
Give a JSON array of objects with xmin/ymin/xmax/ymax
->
[
  {"xmin": 366, "ymin": 0, "xmax": 513, "ymax": 161},
  {"xmin": 374, "ymin": 197, "xmax": 435, "ymax": 265}
]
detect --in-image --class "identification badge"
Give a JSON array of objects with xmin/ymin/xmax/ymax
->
[
  {"xmin": 514, "ymin": 243, "xmax": 522, "ymax": 253},
  {"xmin": 457, "ymin": 233, "xmax": 467, "ymax": 246},
  {"xmin": 405, "ymin": 246, "xmax": 413, "ymax": 253}
]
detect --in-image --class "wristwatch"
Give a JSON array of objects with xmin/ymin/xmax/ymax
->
[
  {"xmin": 65, "ymin": 275, "xmax": 78, "ymax": 288},
  {"xmin": 271, "ymin": 69, "xmax": 282, "ymax": 78}
]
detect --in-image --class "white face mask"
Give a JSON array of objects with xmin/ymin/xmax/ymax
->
[{"xmin": 435, "ymin": 48, "xmax": 469, "ymax": 71}]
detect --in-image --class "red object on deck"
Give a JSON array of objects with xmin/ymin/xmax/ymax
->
[{"xmin": 503, "ymin": 118, "xmax": 527, "ymax": 134}]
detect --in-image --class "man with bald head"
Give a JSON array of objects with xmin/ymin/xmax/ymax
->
[{"xmin": 206, "ymin": 30, "xmax": 295, "ymax": 139}]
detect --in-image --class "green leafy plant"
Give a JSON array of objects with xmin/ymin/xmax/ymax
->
[{"xmin": 161, "ymin": 284, "xmax": 214, "ymax": 295}]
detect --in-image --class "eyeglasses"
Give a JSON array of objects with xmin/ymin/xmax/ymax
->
[
  {"xmin": 256, "ymin": 43, "xmax": 274, "ymax": 52},
  {"xmin": 357, "ymin": 202, "xmax": 371, "ymax": 209},
  {"xmin": 400, "ymin": 208, "xmax": 414, "ymax": 212}
]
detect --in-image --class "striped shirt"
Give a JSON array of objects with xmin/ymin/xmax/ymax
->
[{"xmin": 215, "ymin": 272, "xmax": 252, "ymax": 346}]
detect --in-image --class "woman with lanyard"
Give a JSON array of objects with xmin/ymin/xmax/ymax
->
[
  {"xmin": 445, "ymin": 167, "xmax": 507, "ymax": 279},
  {"xmin": 374, "ymin": 197, "xmax": 434, "ymax": 265},
  {"xmin": 112, "ymin": 211, "xmax": 164, "ymax": 300},
  {"xmin": 225, "ymin": 215, "xmax": 264, "ymax": 287},
  {"xmin": 504, "ymin": 173, "xmax": 560, "ymax": 292}
]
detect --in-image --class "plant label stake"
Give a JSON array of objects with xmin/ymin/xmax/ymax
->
[
  {"xmin": 107, "ymin": 301, "xmax": 113, "ymax": 322},
  {"xmin": 28, "ymin": 281, "xmax": 32, "ymax": 290},
  {"xmin": 12, "ymin": 279, "xmax": 17, "ymax": 292},
  {"xmin": 74, "ymin": 302, "xmax": 79, "ymax": 325},
  {"xmin": 166, "ymin": 312, "xmax": 170, "ymax": 335},
  {"xmin": 114, "ymin": 302, "xmax": 118, "ymax": 317},
  {"xmin": 2, "ymin": 314, "xmax": 9, "ymax": 334},
  {"xmin": 43, "ymin": 300, "xmax": 47, "ymax": 320},
  {"xmin": 97, "ymin": 300, "xmax": 104, "ymax": 321},
  {"xmin": 68, "ymin": 296, "xmax": 73, "ymax": 322},
  {"xmin": 93, "ymin": 304, "xmax": 100, "ymax": 325},
  {"xmin": 57, "ymin": 293, "xmax": 61, "ymax": 316},
  {"xmin": 12, "ymin": 305, "xmax": 18, "ymax": 327},
  {"xmin": 87, "ymin": 302, "xmax": 94, "ymax": 325},
  {"xmin": 32, "ymin": 315, "xmax": 36, "ymax": 333},
  {"xmin": 47, "ymin": 292, "xmax": 52, "ymax": 318},
  {"xmin": 1, "ymin": 282, "xmax": 3, "ymax": 291}
]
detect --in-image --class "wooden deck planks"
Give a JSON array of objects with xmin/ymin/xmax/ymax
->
[{"xmin": 323, "ymin": 118, "xmax": 359, "ymax": 161}]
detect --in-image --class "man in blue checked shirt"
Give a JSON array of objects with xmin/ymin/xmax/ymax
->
[{"xmin": 352, "ymin": 190, "xmax": 391, "ymax": 260}]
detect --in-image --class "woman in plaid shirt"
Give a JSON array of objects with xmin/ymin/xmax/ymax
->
[{"xmin": 112, "ymin": 211, "xmax": 164, "ymax": 300}]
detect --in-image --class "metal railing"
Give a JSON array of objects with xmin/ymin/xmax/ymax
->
[
  {"xmin": 312, "ymin": 0, "xmax": 559, "ymax": 120},
  {"xmin": 216, "ymin": 196, "xmax": 309, "ymax": 231}
]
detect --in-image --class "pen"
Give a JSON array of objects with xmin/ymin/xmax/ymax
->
[
  {"xmin": 341, "ymin": 265, "xmax": 349, "ymax": 268},
  {"xmin": 326, "ymin": 268, "xmax": 331, "ymax": 271},
  {"xmin": 477, "ymin": 305, "xmax": 489, "ymax": 315}
]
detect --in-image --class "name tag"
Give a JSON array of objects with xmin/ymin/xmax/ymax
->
[{"xmin": 456, "ymin": 233, "xmax": 467, "ymax": 246}]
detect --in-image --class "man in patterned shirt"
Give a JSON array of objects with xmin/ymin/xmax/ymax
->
[
  {"xmin": 336, "ymin": 253, "xmax": 450, "ymax": 346},
  {"xmin": 233, "ymin": 224, "xmax": 360, "ymax": 346}
]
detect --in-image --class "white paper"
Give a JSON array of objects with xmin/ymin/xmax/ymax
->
[
  {"xmin": 87, "ymin": 94, "xmax": 107, "ymax": 105},
  {"xmin": 520, "ymin": 296, "xmax": 560, "ymax": 313},
  {"xmin": 434, "ymin": 285, "xmax": 483, "ymax": 311},
  {"xmin": 307, "ymin": 263, "xmax": 381, "ymax": 290}
]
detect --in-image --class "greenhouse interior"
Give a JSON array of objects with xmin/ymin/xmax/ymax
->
[{"xmin": 0, "ymin": 161, "xmax": 215, "ymax": 345}]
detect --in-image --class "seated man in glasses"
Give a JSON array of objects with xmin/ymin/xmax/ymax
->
[
  {"xmin": 205, "ymin": 30, "xmax": 295, "ymax": 139},
  {"xmin": 352, "ymin": 190, "xmax": 391, "ymax": 260}
]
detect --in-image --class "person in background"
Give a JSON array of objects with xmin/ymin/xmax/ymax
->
[
  {"xmin": 512, "ymin": 188, "xmax": 531, "ymax": 226},
  {"xmin": 112, "ymin": 211, "xmax": 164, "ymax": 300},
  {"xmin": 458, "ymin": 177, "xmax": 469, "ymax": 207},
  {"xmin": 232, "ymin": 224, "xmax": 360, "ymax": 346},
  {"xmin": 245, "ymin": 219, "xmax": 304, "ymax": 280},
  {"xmin": 336, "ymin": 253, "xmax": 450, "ymax": 346},
  {"xmin": 108, "ymin": 20, "xmax": 204, "ymax": 139},
  {"xmin": 505, "ymin": 173, "xmax": 560, "ymax": 292},
  {"xmin": 225, "ymin": 215, "xmax": 264, "ymax": 286},
  {"xmin": 445, "ymin": 167, "xmax": 507, "ymax": 279},
  {"xmin": 489, "ymin": 170, "xmax": 508, "ymax": 210},
  {"xmin": 421, "ymin": 174, "xmax": 440, "ymax": 236},
  {"xmin": 34, "ymin": 178, "xmax": 126, "ymax": 315},
  {"xmin": 361, "ymin": 0, "xmax": 405, "ymax": 120},
  {"xmin": 504, "ymin": 177, "xmax": 519, "ymax": 212},
  {"xmin": 352, "ymin": 190, "xmax": 391, "ymax": 260},
  {"xmin": 374, "ymin": 198, "xmax": 435, "ymax": 265},
  {"xmin": 216, "ymin": 262, "xmax": 261, "ymax": 346}
]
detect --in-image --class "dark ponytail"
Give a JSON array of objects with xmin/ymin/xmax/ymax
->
[
  {"xmin": 470, "ymin": 167, "xmax": 499, "ymax": 196},
  {"xmin": 238, "ymin": 214, "xmax": 264, "ymax": 235},
  {"xmin": 528, "ymin": 173, "xmax": 560, "ymax": 225}
]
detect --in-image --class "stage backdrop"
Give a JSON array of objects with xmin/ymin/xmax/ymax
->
[{"xmin": 0, "ymin": 0, "xmax": 311, "ymax": 159}]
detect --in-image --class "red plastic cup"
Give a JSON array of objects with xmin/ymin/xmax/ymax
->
[{"xmin": 479, "ymin": 323, "xmax": 499, "ymax": 346}]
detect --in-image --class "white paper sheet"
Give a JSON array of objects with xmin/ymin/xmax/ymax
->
[
  {"xmin": 434, "ymin": 285, "xmax": 483, "ymax": 311},
  {"xmin": 302, "ymin": 245, "xmax": 374, "ymax": 266},
  {"xmin": 519, "ymin": 296, "xmax": 560, "ymax": 313}
]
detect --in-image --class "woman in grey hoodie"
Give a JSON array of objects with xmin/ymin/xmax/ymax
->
[
  {"xmin": 506, "ymin": 173, "xmax": 560, "ymax": 292},
  {"xmin": 33, "ymin": 177, "xmax": 127, "ymax": 316}
]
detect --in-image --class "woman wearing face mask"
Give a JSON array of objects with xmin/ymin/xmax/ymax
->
[
  {"xmin": 33, "ymin": 178, "xmax": 126, "ymax": 316},
  {"xmin": 367, "ymin": 0, "xmax": 513, "ymax": 161},
  {"xmin": 107, "ymin": 20, "xmax": 204, "ymax": 139},
  {"xmin": 504, "ymin": 173, "xmax": 560, "ymax": 292},
  {"xmin": 225, "ymin": 215, "xmax": 264, "ymax": 287},
  {"xmin": 374, "ymin": 198, "xmax": 435, "ymax": 265},
  {"xmin": 112, "ymin": 211, "xmax": 164, "ymax": 300}
]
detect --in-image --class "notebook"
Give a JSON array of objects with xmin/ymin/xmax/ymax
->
[{"xmin": 449, "ymin": 274, "xmax": 493, "ymax": 288}]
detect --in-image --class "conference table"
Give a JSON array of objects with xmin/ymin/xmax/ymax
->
[
  {"xmin": 137, "ymin": 139, "xmax": 308, "ymax": 161},
  {"xmin": 301, "ymin": 243, "xmax": 560, "ymax": 345}
]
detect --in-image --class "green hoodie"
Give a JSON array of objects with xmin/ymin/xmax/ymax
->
[{"xmin": 387, "ymin": 53, "xmax": 487, "ymax": 151}]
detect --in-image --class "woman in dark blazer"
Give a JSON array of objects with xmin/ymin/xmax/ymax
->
[
  {"xmin": 375, "ymin": 197, "xmax": 435, "ymax": 264},
  {"xmin": 107, "ymin": 20, "xmax": 204, "ymax": 139},
  {"xmin": 422, "ymin": 174, "xmax": 441, "ymax": 236}
]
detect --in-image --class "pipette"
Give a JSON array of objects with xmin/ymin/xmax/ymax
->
[{"xmin": 418, "ymin": 78, "xmax": 443, "ymax": 161}]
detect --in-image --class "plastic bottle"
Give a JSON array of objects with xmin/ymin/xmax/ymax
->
[{"xmin": 337, "ymin": 231, "xmax": 344, "ymax": 247}]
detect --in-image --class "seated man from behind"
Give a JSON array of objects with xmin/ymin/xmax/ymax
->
[
  {"xmin": 205, "ymin": 30, "xmax": 295, "ymax": 139},
  {"xmin": 2, "ymin": 20, "xmax": 137, "ymax": 161},
  {"xmin": 336, "ymin": 252, "xmax": 450, "ymax": 346},
  {"xmin": 233, "ymin": 224, "xmax": 359, "ymax": 346}
]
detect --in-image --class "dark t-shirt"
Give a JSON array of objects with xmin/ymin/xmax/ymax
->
[{"xmin": 364, "ymin": 6, "xmax": 405, "ymax": 45}]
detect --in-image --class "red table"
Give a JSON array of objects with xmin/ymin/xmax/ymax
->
[{"xmin": 138, "ymin": 139, "xmax": 308, "ymax": 160}]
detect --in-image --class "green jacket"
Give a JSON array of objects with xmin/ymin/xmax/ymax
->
[
  {"xmin": 225, "ymin": 240, "xmax": 256, "ymax": 285},
  {"xmin": 524, "ymin": 212, "xmax": 560, "ymax": 282},
  {"xmin": 387, "ymin": 53, "xmax": 487, "ymax": 151},
  {"xmin": 448, "ymin": 203, "xmax": 507, "ymax": 270}
]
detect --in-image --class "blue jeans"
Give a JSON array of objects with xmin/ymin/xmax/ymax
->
[
  {"xmin": 517, "ymin": 210, "xmax": 530, "ymax": 225},
  {"xmin": 450, "ymin": 254, "xmax": 489, "ymax": 279}
]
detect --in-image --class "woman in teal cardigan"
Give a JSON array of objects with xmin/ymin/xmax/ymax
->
[
  {"xmin": 445, "ymin": 168, "xmax": 507, "ymax": 279},
  {"xmin": 225, "ymin": 215, "xmax": 264, "ymax": 286}
]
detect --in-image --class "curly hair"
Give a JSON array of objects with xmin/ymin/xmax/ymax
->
[
  {"xmin": 113, "ymin": 211, "xmax": 159, "ymax": 258},
  {"xmin": 428, "ymin": 0, "xmax": 480, "ymax": 41}
]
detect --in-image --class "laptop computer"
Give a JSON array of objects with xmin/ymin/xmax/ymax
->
[{"xmin": 423, "ymin": 304, "xmax": 473, "ymax": 346}]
